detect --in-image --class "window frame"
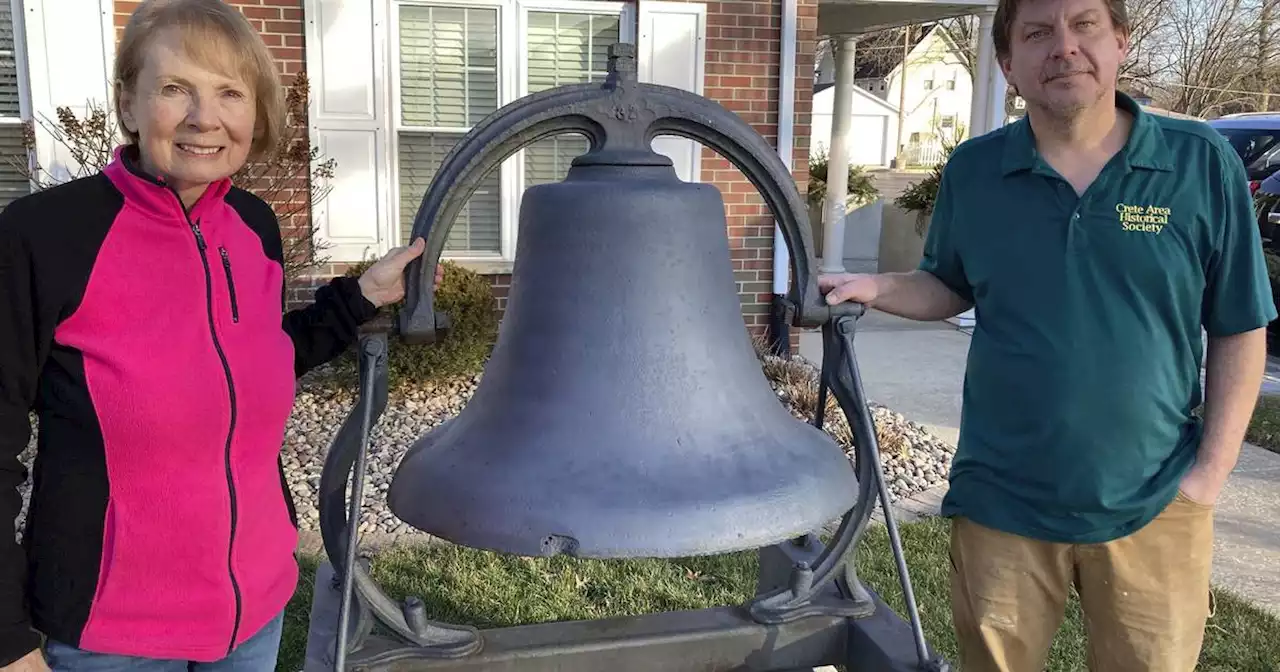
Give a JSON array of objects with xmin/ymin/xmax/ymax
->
[{"xmin": 388, "ymin": 0, "xmax": 635, "ymax": 266}]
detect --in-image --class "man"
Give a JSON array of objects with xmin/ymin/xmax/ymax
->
[{"xmin": 819, "ymin": 0, "xmax": 1274, "ymax": 670}]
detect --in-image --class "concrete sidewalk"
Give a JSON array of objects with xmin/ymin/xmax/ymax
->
[
  {"xmin": 799, "ymin": 310, "xmax": 1280, "ymax": 617},
  {"xmin": 798, "ymin": 309, "xmax": 969, "ymax": 447},
  {"xmin": 1213, "ymin": 443, "xmax": 1280, "ymax": 615}
]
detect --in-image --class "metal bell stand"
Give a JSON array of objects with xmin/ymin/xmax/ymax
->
[{"xmin": 301, "ymin": 43, "xmax": 950, "ymax": 672}]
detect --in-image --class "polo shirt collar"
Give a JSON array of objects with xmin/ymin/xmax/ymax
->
[{"xmin": 1000, "ymin": 90, "xmax": 1175, "ymax": 176}]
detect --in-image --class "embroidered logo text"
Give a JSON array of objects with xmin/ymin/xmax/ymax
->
[{"xmin": 1115, "ymin": 203, "xmax": 1169, "ymax": 234}]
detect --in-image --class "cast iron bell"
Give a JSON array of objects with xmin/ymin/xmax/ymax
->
[{"xmin": 387, "ymin": 44, "xmax": 858, "ymax": 559}]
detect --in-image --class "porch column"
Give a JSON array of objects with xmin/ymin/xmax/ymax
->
[
  {"xmin": 948, "ymin": 9, "xmax": 1000, "ymax": 331},
  {"xmin": 986, "ymin": 65, "xmax": 1009, "ymax": 131},
  {"xmin": 968, "ymin": 9, "xmax": 997, "ymax": 137},
  {"xmin": 821, "ymin": 34, "xmax": 857, "ymax": 274}
]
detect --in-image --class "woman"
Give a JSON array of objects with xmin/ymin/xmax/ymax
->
[{"xmin": 0, "ymin": 1, "xmax": 441, "ymax": 670}]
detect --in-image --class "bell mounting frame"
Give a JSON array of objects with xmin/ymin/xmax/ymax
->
[{"xmin": 304, "ymin": 42, "xmax": 949, "ymax": 672}]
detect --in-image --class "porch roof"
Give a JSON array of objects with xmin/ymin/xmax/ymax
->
[{"xmin": 817, "ymin": 0, "xmax": 997, "ymax": 37}]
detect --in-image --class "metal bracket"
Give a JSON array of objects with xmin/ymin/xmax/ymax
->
[{"xmin": 317, "ymin": 331, "xmax": 483, "ymax": 670}]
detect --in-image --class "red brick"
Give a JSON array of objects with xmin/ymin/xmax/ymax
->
[
  {"xmin": 240, "ymin": 6, "xmax": 283, "ymax": 20},
  {"xmin": 265, "ymin": 20, "xmax": 299, "ymax": 33}
]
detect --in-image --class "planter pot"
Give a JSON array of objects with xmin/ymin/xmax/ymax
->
[
  {"xmin": 808, "ymin": 200, "xmax": 824, "ymax": 258},
  {"xmin": 877, "ymin": 205, "xmax": 927, "ymax": 273},
  {"xmin": 808, "ymin": 197, "xmax": 880, "ymax": 270},
  {"xmin": 842, "ymin": 199, "xmax": 883, "ymax": 273}
]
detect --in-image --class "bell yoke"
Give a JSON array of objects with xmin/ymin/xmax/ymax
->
[{"xmin": 304, "ymin": 43, "xmax": 950, "ymax": 672}]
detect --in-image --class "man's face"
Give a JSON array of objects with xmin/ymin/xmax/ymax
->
[{"xmin": 1000, "ymin": 0, "xmax": 1129, "ymax": 120}]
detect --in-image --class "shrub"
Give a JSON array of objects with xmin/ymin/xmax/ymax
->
[
  {"xmin": 328, "ymin": 259, "xmax": 500, "ymax": 388},
  {"xmin": 2, "ymin": 73, "xmax": 336, "ymax": 285},
  {"xmin": 894, "ymin": 140, "xmax": 957, "ymax": 237},
  {"xmin": 807, "ymin": 145, "xmax": 879, "ymax": 210}
]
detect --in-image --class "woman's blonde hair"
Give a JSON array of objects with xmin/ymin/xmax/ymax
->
[{"xmin": 114, "ymin": 0, "xmax": 286, "ymax": 160}]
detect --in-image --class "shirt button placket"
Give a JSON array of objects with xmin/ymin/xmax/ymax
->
[{"xmin": 1067, "ymin": 200, "xmax": 1083, "ymax": 250}]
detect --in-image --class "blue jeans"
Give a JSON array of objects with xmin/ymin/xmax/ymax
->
[{"xmin": 44, "ymin": 611, "xmax": 285, "ymax": 672}]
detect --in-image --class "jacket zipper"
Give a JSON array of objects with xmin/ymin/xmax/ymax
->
[
  {"xmin": 181, "ymin": 205, "xmax": 244, "ymax": 655},
  {"xmin": 219, "ymin": 247, "xmax": 240, "ymax": 323}
]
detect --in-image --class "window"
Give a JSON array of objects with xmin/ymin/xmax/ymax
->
[
  {"xmin": 397, "ymin": 5, "xmax": 502, "ymax": 254},
  {"xmin": 523, "ymin": 11, "xmax": 618, "ymax": 189},
  {"xmin": 946, "ymin": 78, "xmax": 956, "ymax": 90},
  {"xmin": 393, "ymin": 0, "xmax": 631, "ymax": 258},
  {"xmin": 923, "ymin": 79, "xmax": 933, "ymax": 90},
  {"xmin": 0, "ymin": 2, "xmax": 28, "ymax": 208},
  {"xmin": 940, "ymin": 115, "xmax": 955, "ymax": 129}
]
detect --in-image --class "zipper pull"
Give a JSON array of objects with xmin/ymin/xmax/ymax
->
[
  {"xmin": 219, "ymin": 247, "xmax": 240, "ymax": 324},
  {"xmin": 191, "ymin": 221, "xmax": 207, "ymax": 251}
]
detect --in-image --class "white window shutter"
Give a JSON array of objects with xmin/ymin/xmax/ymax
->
[
  {"xmin": 12, "ymin": 0, "xmax": 115, "ymax": 200},
  {"xmin": 303, "ymin": 0, "xmax": 388, "ymax": 263},
  {"xmin": 637, "ymin": 1, "xmax": 705, "ymax": 183}
]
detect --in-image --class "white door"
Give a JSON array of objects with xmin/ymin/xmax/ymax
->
[{"xmin": 637, "ymin": 1, "xmax": 706, "ymax": 183}]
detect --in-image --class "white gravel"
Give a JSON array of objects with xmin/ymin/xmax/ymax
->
[{"xmin": 14, "ymin": 366, "xmax": 955, "ymax": 542}]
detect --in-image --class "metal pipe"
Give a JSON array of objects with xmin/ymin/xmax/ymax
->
[
  {"xmin": 773, "ymin": 0, "xmax": 797, "ymax": 297},
  {"xmin": 334, "ymin": 337, "xmax": 383, "ymax": 669},
  {"xmin": 767, "ymin": 0, "xmax": 800, "ymax": 356},
  {"xmin": 970, "ymin": 10, "xmax": 996, "ymax": 137}
]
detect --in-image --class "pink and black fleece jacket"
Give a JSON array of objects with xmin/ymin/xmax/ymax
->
[{"xmin": 0, "ymin": 145, "xmax": 379, "ymax": 665}]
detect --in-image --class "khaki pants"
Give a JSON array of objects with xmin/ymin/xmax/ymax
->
[{"xmin": 949, "ymin": 491, "xmax": 1215, "ymax": 672}]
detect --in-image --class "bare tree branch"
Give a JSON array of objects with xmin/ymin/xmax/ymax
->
[{"xmin": 1157, "ymin": 0, "xmax": 1258, "ymax": 116}]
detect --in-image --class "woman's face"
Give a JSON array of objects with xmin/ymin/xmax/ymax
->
[{"xmin": 118, "ymin": 27, "xmax": 257, "ymax": 205}]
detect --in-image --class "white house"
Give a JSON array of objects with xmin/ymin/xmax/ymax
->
[
  {"xmin": 810, "ymin": 81, "xmax": 899, "ymax": 168},
  {"xmin": 814, "ymin": 23, "xmax": 974, "ymax": 168}
]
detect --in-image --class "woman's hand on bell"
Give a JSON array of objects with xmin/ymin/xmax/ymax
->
[{"xmin": 357, "ymin": 238, "xmax": 440, "ymax": 308}]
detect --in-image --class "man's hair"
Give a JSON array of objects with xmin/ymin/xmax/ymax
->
[
  {"xmin": 115, "ymin": 0, "xmax": 285, "ymax": 160},
  {"xmin": 992, "ymin": 0, "xmax": 1130, "ymax": 61}
]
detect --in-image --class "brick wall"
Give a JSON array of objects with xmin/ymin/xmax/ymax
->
[
  {"xmin": 114, "ymin": 1, "xmax": 303, "ymax": 71},
  {"xmin": 112, "ymin": 0, "xmax": 815, "ymax": 344},
  {"xmin": 688, "ymin": 0, "xmax": 818, "ymax": 345}
]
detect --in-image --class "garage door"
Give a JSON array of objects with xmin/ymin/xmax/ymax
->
[{"xmin": 847, "ymin": 115, "xmax": 888, "ymax": 167}]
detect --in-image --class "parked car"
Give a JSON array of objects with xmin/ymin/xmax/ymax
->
[
  {"xmin": 1256, "ymin": 170, "xmax": 1280, "ymax": 247},
  {"xmin": 1207, "ymin": 113, "xmax": 1280, "ymax": 194}
]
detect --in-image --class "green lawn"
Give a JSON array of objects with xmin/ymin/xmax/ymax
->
[
  {"xmin": 278, "ymin": 517, "xmax": 1280, "ymax": 671},
  {"xmin": 1248, "ymin": 394, "xmax": 1280, "ymax": 455}
]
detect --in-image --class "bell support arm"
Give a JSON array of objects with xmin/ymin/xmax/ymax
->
[
  {"xmin": 397, "ymin": 43, "xmax": 859, "ymax": 346},
  {"xmin": 317, "ymin": 330, "xmax": 483, "ymax": 668}
]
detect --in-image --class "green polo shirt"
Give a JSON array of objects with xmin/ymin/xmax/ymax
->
[{"xmin": 922, "ymin": 93, "xmax": 1277, "ymax": 543}]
